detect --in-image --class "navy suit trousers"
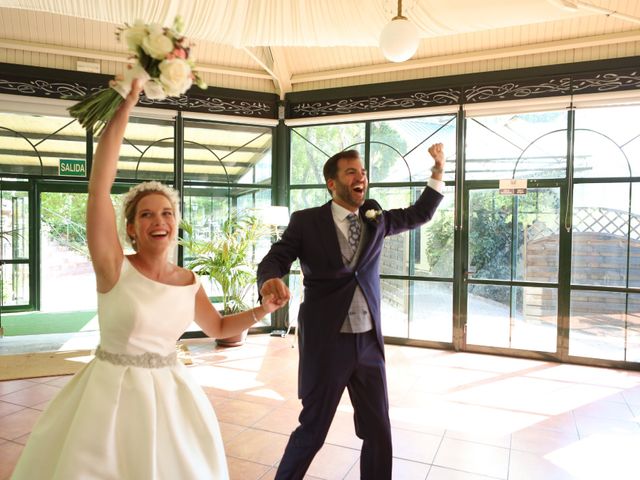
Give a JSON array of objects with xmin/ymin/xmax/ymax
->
[{"xmin": 275, "ymin": 330, "xmax": 392, "ymax": 480}]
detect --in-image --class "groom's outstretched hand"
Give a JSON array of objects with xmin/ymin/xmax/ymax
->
[
  {"xmin": 260, "ymin": 278, "xmax": 291, "ymax": 307},
  {"xmin": 428, "ymin": 143, "xmax": 445, "ymax": 180}
]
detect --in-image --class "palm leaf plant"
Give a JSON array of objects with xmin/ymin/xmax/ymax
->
[{"xmin": 179, "ymin": 211, "xmax": 267, "ymax": 344}]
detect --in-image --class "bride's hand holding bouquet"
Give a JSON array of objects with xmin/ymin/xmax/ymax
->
[{"xmin": 68, "ymin": 16, "xmax": 206, "ymax": 134}]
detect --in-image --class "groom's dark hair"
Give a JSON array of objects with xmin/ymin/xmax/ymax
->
[{"xmin": 323, "ymin": 150, "xmax": 360, "ymax": 193}]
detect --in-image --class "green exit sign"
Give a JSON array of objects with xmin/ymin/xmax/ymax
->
[{"xmin": 59, "ymin": 159, "xmax": 86, "ymax": 177}]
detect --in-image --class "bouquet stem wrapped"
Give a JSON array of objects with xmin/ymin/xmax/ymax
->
[{"xmin": 68, "ymin": 17, "xmax": 206, "ymax": 134}]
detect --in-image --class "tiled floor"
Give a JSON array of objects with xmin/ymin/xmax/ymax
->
[{"xmin": 2, "ymin": 335, "xmax": 640, "ymax": 479}]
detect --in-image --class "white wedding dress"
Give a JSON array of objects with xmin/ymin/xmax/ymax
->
[{"xmin": 12, "ymin": 257, "xmax": 229, "ymax": 479}]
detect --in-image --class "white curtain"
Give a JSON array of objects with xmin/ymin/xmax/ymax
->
[{"xmin": 0, "ymin": 0, "xmax": 587, "ymax": 47}]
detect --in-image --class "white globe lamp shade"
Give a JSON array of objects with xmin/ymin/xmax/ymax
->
[{"xmin": 379, "ymin": 17, "xmax": 419, "ymax": 63}]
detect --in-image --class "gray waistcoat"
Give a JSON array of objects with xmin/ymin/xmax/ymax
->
[{"xmin": 336, "ymin": 223, "xmax": 373, "ymax": 333}]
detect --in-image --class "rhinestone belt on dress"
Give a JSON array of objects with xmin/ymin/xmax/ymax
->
[{"xmin": 95, "ymin": 345, "xmax": 177, "ymax": 368}]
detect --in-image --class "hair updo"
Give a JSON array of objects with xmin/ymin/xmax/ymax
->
[{"xmin": 121, "ymin": 181, "xmax": 181, "ymax": 250}]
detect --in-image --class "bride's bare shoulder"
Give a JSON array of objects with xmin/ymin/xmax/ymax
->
[{"xmin": 175, "ymin": 265, "xmax": 197, "ymax": 286}]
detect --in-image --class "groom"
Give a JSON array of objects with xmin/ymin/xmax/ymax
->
[{"xmin": 257, "ymin": 143, "xmax": 445, "ymax": 479}]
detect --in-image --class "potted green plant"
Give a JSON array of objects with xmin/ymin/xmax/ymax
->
[{"xmin": 179, "ymin": 210, "xmax": 267, "ymax": 347}]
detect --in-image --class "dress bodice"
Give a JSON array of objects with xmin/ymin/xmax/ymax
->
[{"xmin": 97, "ymin": 257, "xmax": 200, "ymax": 356}]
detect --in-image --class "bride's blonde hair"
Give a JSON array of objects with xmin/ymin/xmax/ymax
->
[{"xmin": 121, "ymin": 181, "xmax": 181, "ymax": 251}]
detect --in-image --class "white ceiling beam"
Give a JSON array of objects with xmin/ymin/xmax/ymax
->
[
  {"xmin": 0, "ymin": 38, "xmax": 273, "ymax": 80},
  {"xmin": 242, "ymin": 46, "xmax": 291, "ymax": 99},
  {"xmin": 291, "ymin": 29, "xmax": 640, "ymax": 84},
  {"xmin": 269, "ymin": 47, "xmax": 292, "ymax": 100}
]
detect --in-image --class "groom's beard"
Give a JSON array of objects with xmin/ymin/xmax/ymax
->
[{"xmin": 333, "ymin": 180, "xmax": 366, "ymax": 209}]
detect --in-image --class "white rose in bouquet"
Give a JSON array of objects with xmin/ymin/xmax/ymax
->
[
  {"xmin": 142, "ymin": 30, "xmax": 174, "ymax": 59},
  {"xmin": 159, "ymin": 58, "xmax": 193, "ymax": 96},
  {"xmin": 123, "ymin": 21, "xmax": 147, "ymax": 51},
  {"xmin": 143, "ymin": 79, "xmax": 167, "ymax": 100}
]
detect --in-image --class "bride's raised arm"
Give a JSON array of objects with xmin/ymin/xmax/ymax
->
[{"xmin": 86, "ymin": 80, "xmax": 143, "ymax": 293}]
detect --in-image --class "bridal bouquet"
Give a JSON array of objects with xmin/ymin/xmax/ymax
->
[{"xmin": 68, "ymin": 16, "xmax": 207, "ymax": 133}]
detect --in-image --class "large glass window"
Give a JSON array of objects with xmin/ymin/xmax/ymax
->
[
  {"xmin": 466, "ymin": 111, "xmax": 567, "ymax": 180},
  {"xmin": 290, "ymin": 123, "xmax": 365, "ymax": 185},
  {"xmin": 184, "ymin": 120, "xmax": 272, "ymax": 184},
  {"xmin": 370, "ymin": 116, "xmax": 456, "ymax": 183},
  {"xmin": 181, "ymin": 119, "xmax": 274, "ymax": 330},
  {"xmin": 569, "ymin": 104, "xmax": 640, "ymax": 361},
  {"xmin": 111, "ymin": 117, "xmax": 175, "ymax": 182},
  {"xmin": 0, "ymin": 113, "xmax": 86, "ymax": 176}
]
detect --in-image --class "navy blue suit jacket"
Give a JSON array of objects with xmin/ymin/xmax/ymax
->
[{"xmin": 257, "ymin": 186, "xmax": 443, "ymax": 398}]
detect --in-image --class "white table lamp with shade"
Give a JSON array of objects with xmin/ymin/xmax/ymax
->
[{"xmin": 261, "ymin": 205, "xmax": 290, "ymax": 239}]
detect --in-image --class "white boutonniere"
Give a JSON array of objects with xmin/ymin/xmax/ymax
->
[{"xmin": 365, "ymin": 209, "xmax": 383, "ymax": 223}]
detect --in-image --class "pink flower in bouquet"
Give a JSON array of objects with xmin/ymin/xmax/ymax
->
[{"xmin": 171, "ymin": 47, "xmax": 188, "ymax": 59}]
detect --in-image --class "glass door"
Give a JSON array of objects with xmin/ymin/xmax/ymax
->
[
  {"xmin": 462, "ymin": 185, "xmax": 562, "ymax": 354},
  {"xmin": 35, "ymin": 186, "xmax": 99, "ymax": 338},
  {"xmin": 0, "ymin": 181, "xmax": 31, "ymax": 311}
]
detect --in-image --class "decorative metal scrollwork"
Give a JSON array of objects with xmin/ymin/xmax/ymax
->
[
  {"xmin": 573, "ymin": 71, "xmax": 640, "ymax": 93},
  {"xmin": 465, "ymin": 78, "xmax": 571, "ymax": 103},
  {"xmin": 291, "ymin": 89, "xmax": 461, "ymax": 117}
]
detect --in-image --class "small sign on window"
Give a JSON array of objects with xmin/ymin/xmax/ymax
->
[
  {"xmin": 499, "ymin": 178, "xmax": 527, "ymax": 195},
  {"xmin": 59, "ymin": 159, "xmax": 86, "ymax": 177}
]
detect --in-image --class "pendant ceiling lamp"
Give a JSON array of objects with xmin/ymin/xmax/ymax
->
[{"xmin": 379, "ymin": 0, "xmax": 420, "ymax": 62}]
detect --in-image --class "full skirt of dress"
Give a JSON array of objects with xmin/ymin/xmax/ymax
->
[{"xmin": 11, "ymin": 357, "xmax": 228, "ymax": 480}]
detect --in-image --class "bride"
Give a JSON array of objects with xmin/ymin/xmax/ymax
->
[{"xmin": 11, "ymin": 80, "xmax": 287, "ymax": 479}]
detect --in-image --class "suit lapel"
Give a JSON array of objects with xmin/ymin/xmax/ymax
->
[
  {"xmin": 356, "ymin": 206, "xmax": 378, "ymax": 264},
  {"xmin": 317, "ymin": 201, "xmax": 343, "ymax": 267}
]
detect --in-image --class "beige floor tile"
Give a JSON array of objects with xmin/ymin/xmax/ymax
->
[
  {"xmin": 325, "ymin": 411, "xmax": 362, "ymax": 450},
  {"xmin": 430, "ymin": 352, "xmax": 545, "ymax": 374},
  {"xmin": 11, "ymin": 432, "xmax": 30, "ymax": 445},
  {"xmin": 253, "ymin": 406, "xmax": 300, "ymax": 435},
  {"xmin": 511, "ymin": 426, "xmax": 579, "ymax": 455},
  {"xmin": 0, "ymin": 400, "xmax": 25, "ymax": 418},
  {"xmin": 444, "ymin": 429, "xmax": 511, "ymax": 449},
  {"xmin": 0, "ymin": 440, "xmax": 24, "ymax": 479},
  {"xmin": 573, "ymin": 398, "xmax": 636, "ymax": 421},
  {"xmin": 530, "ymin": 412, "xmax": 577, "ymax": 434},
  {"xmin": 306, "ymin": 443, "xmax": 359, "ymax": 480},
  {"xmin": 543, "ymin": 432, "xmax": 640, "ymax": 479},
  {"xmin": 508, "ymin": 450, "xmax": 579, "ymax": 480},
  {"xmin": 622, "ymin": 385, "xmax": 640, "ymax": 405},
  {"xmin": 574, "ymin": 415, "xmax": 640, "ymax": 438},
  {"xmin": 235, "ymin": 384, "xmax": 298, "ymax": 407},
  {"xmin": 218, "ymin": 421, "xmax": 247, "ymax": 444},
  {"xmin": 30, "ymin": 399, "xmax": 52, "ymax": 411},
  {"xmin": 224, "ymin": 428, "xmax": 289, "ymax": 466},
  {"xmin": 259, "ymin": 467, "xmax": 277, "ymax": 480},
  {"xmin": 227, "ymin": 456, "xmax": 271, "ymax": 480},
  {"xmin": 433, "ymin": 437, "xmax": 509, "ymax": 479},
  {"xmin": 412, "ymin": 366, "xmax": 498, "ymax": 394},
  {"xmin": 390, "ymin": 458, "xmax": 431, "ymax": 480},
  {"xmin": 0, "ymin": 383, "xmax": 60, "ymax": 408},
  {"xmin": 392, "ymin": 427, "xmax": 442, "ymax": 463},
  {"xmin": 0, "ymin": 408, "xmax": 42, "ymax": 441},
  {"xmin": 527, "ymin": 364, "xmax": 640, "ymax": 389},
  {"xmin": 214, "ymin": 398, "xmax": 275, "ymax": 427},
  {"xmin": 426, "ymin": 465, "xmax": 496, "ymax": 479},
  {"xmin": 0, "ymin": 380, "xmax": 36, "ymax": 396}
]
